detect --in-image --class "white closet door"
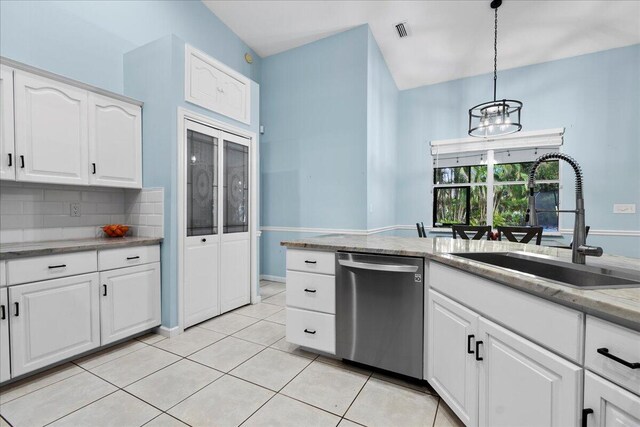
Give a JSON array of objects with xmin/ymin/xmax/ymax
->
[
  {"xmin": 88, "ymin": 92, "xmax": 142, "ymax": 188},
  {"xmin": 183, "ymin": 121, "xmax": 221, "ymax": 327},
  {"xmin": 0, "ymin": 65, "xmax": 15, "ymax": 181},
  {"xmin": 14, "ymin": 71, "xmax": 88, "ymax": 185},
  {"xmin": 220, "ymin": 132, "xmax": 250, "ymax": 313}
]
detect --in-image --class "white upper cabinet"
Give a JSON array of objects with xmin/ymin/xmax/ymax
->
[
  {"xmin": 14, "ymin": 71, "xmax": 89, "ymax": 185},
  {"xmin": 88, "ymin": 93, "xmax": 142, "ymax": 188},
  {"xmin": 0, "ymin": 65, "xmax": 15, "ymax": 181},
  {"xmin": 185, "ymin": 45, "xmax": 251, "ymax": 125}
]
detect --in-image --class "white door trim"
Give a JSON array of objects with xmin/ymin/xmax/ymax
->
[{"xmin": 177, "ymin": 107, "xmax": 259, "ymax": 334}]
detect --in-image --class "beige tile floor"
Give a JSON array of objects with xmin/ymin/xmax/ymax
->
[{"xmin": 0, "ymin": 280, "xmax": 463, "ymax": 427}]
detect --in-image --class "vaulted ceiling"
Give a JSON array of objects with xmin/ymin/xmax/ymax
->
[{"xmin": 203, "ymin": 0, "xmax": 640, "ymax": 90}]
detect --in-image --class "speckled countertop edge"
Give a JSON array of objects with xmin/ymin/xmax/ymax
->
[
  {"xmin": 281, "ymin": 235, "xmax": 640, "ymax": 332},
  {"xmin": 0, "ymin": 237, "xmax": 163, "ymax": 260}
]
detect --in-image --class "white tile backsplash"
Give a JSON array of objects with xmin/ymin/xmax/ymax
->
[{"xmin": 0, "ymin": 182, "xmax": 164, "ymax": 243}]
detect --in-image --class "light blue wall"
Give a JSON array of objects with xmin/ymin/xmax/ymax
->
[
  {"xmin": 124, "ymin": 35, "xmax": 260, "ymax": 328},
  {"xmin": 367, "ymin": 29, "xmax": 399, "ymax": 230},
  {"xmin": 259, "ymin": 26, "xmax": 402, "ymax": 278},
  {"xmin": 0, "ymin": 0, "xmax": 261, "ymax": 93},
  {"xmin": 396, "ymin": 44, "xmax": 640, "ymax": 258}
]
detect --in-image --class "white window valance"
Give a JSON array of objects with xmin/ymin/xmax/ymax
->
[{"xmin": 430, "ymin": 128, "xmax": 564, "ymax": 168}]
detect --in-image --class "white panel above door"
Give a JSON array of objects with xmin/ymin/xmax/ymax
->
[{"xmin": 185, "ymin": 45, "xmax": 251, "ymax": 125}]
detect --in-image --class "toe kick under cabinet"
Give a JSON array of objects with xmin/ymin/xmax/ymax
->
[
  {"xmin": 285, "ymin": 249, "xmax": 336, "ymax": 354},
  {"xmin": 1, "ymin": 244, "xmax": 160, "ymax": 381}
]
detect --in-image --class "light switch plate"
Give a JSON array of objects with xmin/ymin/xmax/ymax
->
[{"xmin": 613, "ymin": 204, "xmax": 636, "ymax": 214}]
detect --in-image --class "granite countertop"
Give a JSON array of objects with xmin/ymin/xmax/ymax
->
[
  {"xmin": 281, "ymin": 235, "xmax": 640, "ymax": 331},
  {"xmin": 0, "ymin": 237, "xmax": 163, "ymax": 260}
]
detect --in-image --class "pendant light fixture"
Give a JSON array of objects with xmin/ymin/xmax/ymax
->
[{"xmin": 468, "ymin": 0, "xmax": 522, "ymax": 138}]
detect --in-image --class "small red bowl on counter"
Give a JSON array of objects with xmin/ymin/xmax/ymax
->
[{"xmin": 102, "ymin": 224, "xmax": 130, "ymax": 238}]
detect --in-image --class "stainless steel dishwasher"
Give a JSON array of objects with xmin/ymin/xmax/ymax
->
[{"xmin": 336, "ymin": 252, "xmax": 424, "ymax": 378}]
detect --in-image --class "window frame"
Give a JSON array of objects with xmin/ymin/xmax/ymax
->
[{"xmin": 432, "ymin": 150, "xmax": 562, "ymax": 232}]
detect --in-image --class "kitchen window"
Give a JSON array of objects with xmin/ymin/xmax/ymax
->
[{"xmin": 431, "ymin": 129, "xmax": 565, "ymax": 231}]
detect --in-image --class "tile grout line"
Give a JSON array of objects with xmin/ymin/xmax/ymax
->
[{"xmin": 338, "ymin": 370, "xmax": 374, "ymax": 425}]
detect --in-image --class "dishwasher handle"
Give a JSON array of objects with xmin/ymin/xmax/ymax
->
[{"xmin": 338, "ymin": 259, "xmax": 419, "ymax": 273}]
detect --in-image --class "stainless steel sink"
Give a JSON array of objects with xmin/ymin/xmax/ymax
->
[{"xmin": 452, "ymin": 252, "xmax": 640, "ymax": 289}]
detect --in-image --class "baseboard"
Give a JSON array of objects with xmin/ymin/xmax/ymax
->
[
  {"xmin": 260, "ymin": 274, "xmax": 286, "ymax": 283},
  {"xmin": 156, "ymin": 325, "xmax": 181, "ymax": 338}
]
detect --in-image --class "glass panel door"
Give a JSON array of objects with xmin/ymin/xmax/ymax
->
[
  {"xmin": 187, "ymin": 129, "xmax": 218, "ymax": 236},
  {"xmin": 223, "ymin": 140, "xmax": 249, "ymax": 233}
]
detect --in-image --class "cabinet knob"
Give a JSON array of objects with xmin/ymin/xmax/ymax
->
[{"xmin": 201, "ymin": 238, "xmax": 207, "ymax": 243}]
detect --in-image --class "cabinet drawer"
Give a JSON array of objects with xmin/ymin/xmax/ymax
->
[
  {"xmin": 286, "ymin": 249, "xmax": 335, "ymax": 275},
  {"xmin": 585, "ymin": 316, "xmax": 640, "ymax": 395},
  {"xmin": 98, "ymin": 245, "xmax": 160, "ymax": 271},
  {"xmin": 286, "ymin": 270, "xmax": 335, "ymax": 314},
  {"xmin": 7, "ymin": 251, "xmax": 97, "ymax": 285},
  {"xmin": 286, "ymin": 307, "xmax": 335, "ymax": 354}
]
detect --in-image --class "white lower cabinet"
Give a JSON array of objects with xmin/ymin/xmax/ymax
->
[
  {"xmin": 427, "ymin": 290, "xmax": 479, "ymax": 426},
  {"xmin": 100, "ymin": 263, "xmax": 160, "ymax": 345},
  {"xmin": 583, "ymin": 370, "xmax": 640, "ymax": 427},
  {"xmin": 9, "ymin": 273, "xmax": 100, "ymax": 377},
  {"xmin": 427, "ymin": 289, "xmax": 581, "ymax": 427},
  {"xmin": 478, "ymin": 317, "xmax": 581, "ymax": 427},
  {"xmin": 0, "ymin": 288, "xmax": 10, "ymax": 382}
]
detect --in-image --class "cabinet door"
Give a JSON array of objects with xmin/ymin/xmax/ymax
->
[
  {"xmin": 88, "ymin": 93, "xmax": 142, "ymax": 188},
  {"xmin": 0, "ymin": 65, "xmax": 15, "ymax": 181},
  {"xmin": 584, "ymin": 370, "xmax": 640, "ymax": 427},
  {"xmin": 100, "ymin": 263, "xmax": 160, "ymax": 345},
  {"xmin": 14, "ymin": 71, "xmax": 88, "ymax": 185},
  {"xmin": 9, "ymin": 273, "xmax": 100, "ymax": 377},
  {"xmin": 0, "ymin": 288, "xmax": 10, "ymax": 382},
  {"xmin": 478, "ymin": 318, "xmax": 582, "ymax": 427},
  {"xmin": 427, "ymin": 290, "xmax": 479, "ymax": 426},
  {"xmin": 185, "ymin": 46, "xmax": 250, "ymax": 125}
]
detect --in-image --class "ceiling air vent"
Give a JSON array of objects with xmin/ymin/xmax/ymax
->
[{"xmin": 395, "ymin": 21, "xmax": 410, "ymax": 38}]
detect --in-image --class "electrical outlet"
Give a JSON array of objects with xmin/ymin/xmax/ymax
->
[
  {"xmin": 613, "ymin": 204, "xmax": 636, "ymax": 214},
  {"xmin": 70, "ymin": 203, "xmax": 81, "ymax": 217}
]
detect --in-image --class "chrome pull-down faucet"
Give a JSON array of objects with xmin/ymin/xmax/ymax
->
[{"xmin": 526, "ymin": 153, "xmax": 602, "ymax": 264}]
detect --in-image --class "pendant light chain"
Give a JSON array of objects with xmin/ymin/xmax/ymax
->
[{"xmin": 493, "ymin": 6, "xmax": 498, "ymax": 102}]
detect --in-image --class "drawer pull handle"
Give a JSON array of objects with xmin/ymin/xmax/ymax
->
[
  {"xmin": 126, "ymin": 256, "xmax": 140, "ymax": 260},
  {"xmin": 0, "ymin": 305, "xmax": 5, "ymax": 320},
  {"xmin": 582, "ymin": 408, "xmax": 593, "ymax": 427},
  {"xmin": 597, "ymin": 347, "xmax": 640, "ymax": 369},
  {"xmin": 48, "ymin": 264, "xmax": 67, "ymax": 269},
  {"xmin": 304, "ymin": 328, "xmax": 316, "ymax": 335},
  {"xmin": 103, "ymin": 284, "xmax": 108, "ymax": 296},
  {"xmin": 14, "ymin": 302, "xmax": 19, "ymax": 317},
  {"xmin": 467, "ymin": 334, "xmax": 475, "ymax": 354},
  {"xmin": 304, "ymin": 288, "xmax": 317, "ymax": 293},
  {"xmin": 475, "ymin": 340, "xmax": 483, "ymax": 361},
  {"xmin": 304, "ymin": 260, "xmax": 317, "ymax": 264}
]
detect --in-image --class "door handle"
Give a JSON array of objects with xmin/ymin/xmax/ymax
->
[
  {"xmin": 304, "ymin": 328, "xmax": 316, "ymax": 335},
  {"xmin": 338, "ymin": 259, "xmax": 419, "ymax": 273},
  {"xmin": 92, "ymin": 163, "xmax": 96, "ymax": 174},
  {"xmin": 20, "ymin": 155, "xmax": 25, "ymax": 168},
  {"xmin": 475, "ymin": 340, "xmax": 483, "ymax": 361},
  {"xmin": 597, "ymin": 348, "xmax": 640, "ymax": 369},
  {"xmin": 0, "ymin": 305, "xmax": 5, "ymax": 320},
  {"xmin": 582, "ymin": 408, "xmax": 593, "ymax": 427},
  {"xmin": 467, "ymin": 334, "xmax": 475, "ymax": 354},
  {"xmin": 7, "ymin": 153, "xmax": 11, "ymax": 167},
  {"xmin": 103, "ymin": 284, "xmax": 108, "ymax": 296},
  {"xmin": 14, "ymin": 302, "xmax": 19, "ymax": 317},
  {"xmin": 304, "ymin": 288, "xmax": 317, "ymax": 293}
]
